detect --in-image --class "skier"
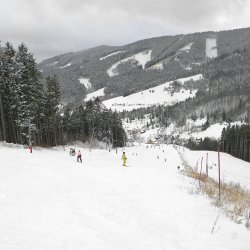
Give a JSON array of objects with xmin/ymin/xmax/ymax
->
[
  {"xmin": 77, "ymin": 150, "xmax": 82, "ymax": 163},
  {"xmin": 122, "ymin": 151, "xmax": 127, "ymax": 167},
  {"xmin": 29, "ymin": 143, "xmax": 32, "ymax": 153},
  {"xmin": 69, "ymin": 147, "xmax": 76, "ymax": 156}
]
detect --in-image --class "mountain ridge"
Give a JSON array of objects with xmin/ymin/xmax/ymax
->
[{"xmin": 39, "ymin": 27, "xmax": 250, "ymax": 116}]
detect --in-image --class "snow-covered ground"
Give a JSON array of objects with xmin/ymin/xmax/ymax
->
[
  {"xmin": 107, "ymin": 50, "xmax": 152, "ymax": 77},
  {"xmin": 182, "ymin": 148, "xmax": 250, "ymax": 189},
  {"xmin": 0, "ymin": 144, "xmax": 249, "ymax": 249},
  {"xmin": 103, "ymin": 74, "xmax": 203, "ymax": 112},
  {"xmin": 84, "ymin": 88, "xmax": 105, "ymax": 101},
  {"xmin": 181, "ymin": 123, "xmax": 225, "ymax": 140},
  {"xmin": 149, "ymin": 58, "xmax": 169, "ymax": 70},
  {"xmin": 60, "ymin": 63, "xmax": 71, "ymax": 69},
  {"xmin": 100, "ymin": 51, "xmax": 125, "ymax": 60},
  {"xmin": 46, "ymin": 61, "xmax": 58, "ymax": 67},
  {"xmin": 180, "ymin": 121, "xmax": 245, "ymax": 140},
  {"xmin": 78, "ymin": 77, "xmax": 92, "ymax": 89},
  {"xmin": 206, "ymin": 38, "xmax": 218, "ymax": 58},
  {"xmin": 149, "ymin": 43, "xmax": 193, "ymax": 70},
  {"xmin": 178, "ymin": 42, "xmax": 193, "ymax": 52}
]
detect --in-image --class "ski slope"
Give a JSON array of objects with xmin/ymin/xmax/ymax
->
[
  {"xmin": 178, "ymin": 42, "xmax": 193, "ymax": 52},
  {"xmin": 0, "ymin": 143, "xmax": 249, "ymax": 249},
  {"xmin": 107, "ymin": 50, "xmax": 152, "ymax": 77},
  {"xmin": 206, "ymin": 38, "xmax": 218, "ymax": 58},
  {"xmin": 60, "ymin": 63, "xmax": 71, "ymax": 69},
  {"xmin": 100, "ymin": 51, "xmax": 125, "ymax": 60},
  {"xmin": 78, "ymin": 77, "xmax": 92, "ymax": 89},
  {"xmin": 84, "ymin": 88, "xmax": 105, "ymax": 101},
  {"xmin": 180, "ymin": 121, "xmax": 246, "ymax": 140},
  {"xmin": 149, "ymin": 43, "xmax": 193, "ymax": 70}
]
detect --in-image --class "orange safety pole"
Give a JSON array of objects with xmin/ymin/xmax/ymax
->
[
  {"xmin": 199, "ymin": 156, "xmax": 203, "ymax": 176},
  {"xmin": 206, "ymin": 153, "xmax": 208, "ymax": 176},
  {"xmin": 218, "ymin": 146, "xmax": 221, "ymax": 198}
]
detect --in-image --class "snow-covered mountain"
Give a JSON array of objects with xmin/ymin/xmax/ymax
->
[
  {"xmin": 39, "ymin": 27, "xmax": 250, "ymax": 144},
  {"xmin": 39, "ymin": 27, "xmax": 250, "ymax": 105}
]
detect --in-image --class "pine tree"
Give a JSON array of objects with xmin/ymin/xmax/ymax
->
[
  {"xmin": 14, "ymin": 43, "xmax": 42, "ymax": 143},
  {"xmin": 44, "ymin": 75, "xmax": 61, "ymax": 146},
  {"xmin": 0, "ymin": 42, "xmax": 17, "ymax": 142}
]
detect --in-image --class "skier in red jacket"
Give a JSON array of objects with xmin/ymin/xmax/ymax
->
[
  {"xmin": 77, "ymin": 150, "xmax": 82, "ymax": 163},
  {"xmin": 29, "ymin": 143, "xmax": 32, "ymax": 153}
]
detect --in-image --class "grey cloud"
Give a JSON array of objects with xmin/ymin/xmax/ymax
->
[{"xmin": 0, "ymin": 0, "xmax": 249, "ymax": 62}]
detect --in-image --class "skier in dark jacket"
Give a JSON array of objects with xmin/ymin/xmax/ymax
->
[{"xmin": 70, "ymin": 148, "xmax": 75, "ymax": 156}]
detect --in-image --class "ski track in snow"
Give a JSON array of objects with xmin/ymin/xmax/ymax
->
[{"xmin": 0, "ymin": 144, "xmax": 249, "ymax": 249}]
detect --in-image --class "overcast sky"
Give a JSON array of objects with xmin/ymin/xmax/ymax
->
[{"xmin": 1, "ymin": 0, "xmax": 250, "ymax": 62}]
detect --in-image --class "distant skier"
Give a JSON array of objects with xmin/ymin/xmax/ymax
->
[
  {"xmin": 29, "ymin": 143, "xmax": 32, "ymax": 153},
  {"xmin": 77, "ymin": 150, "xmax": 82, "ymax": 163},
  {"xmin": 69, "ymin": 147, "xmax": 76, "ymax": 156},
  {"xmin": 122, "ymin": 152, "xmax": 127, "ymax": 166}
]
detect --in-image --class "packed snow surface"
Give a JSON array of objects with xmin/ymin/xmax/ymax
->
[
  {"xmin": 107, "ymin": 50, "xmax": 152, "ymax": 77},
  {"xmin": 0, "ymin": 144, "xmax": 249, "ymax": 249},
  {"xmin": 103, "ymin": 74, "xmax": 203, "ymax": 111},
  {"xmin": 206, "ymin": 38, "xmax": 218, "ymax": 58},
  {"xmin": 78, "ymin": 77, "xmax": 92, "ymax": 89},
  {"xmin": 100, "ymin": 51, "xmax": 125, "ymax": 60},
  {"xmin": 84, "ymin": 88, "xmax": 105, "ymax": 101}
]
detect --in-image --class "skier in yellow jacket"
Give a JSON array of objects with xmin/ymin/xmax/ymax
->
[{"xmin": 122, "ymin": 152, "xmax": 127, "ymax": 166}]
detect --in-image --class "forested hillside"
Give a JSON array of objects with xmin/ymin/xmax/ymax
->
[
  {"xmin": 0, "ymin": 43, "xmax": 125, "ymax": 147},
  {"xmin": 39, "ymin": 27, "xmax": 250, "ymax": 105}
]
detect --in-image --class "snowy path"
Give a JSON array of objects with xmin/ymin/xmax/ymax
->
[{"xmin": 0, "ymin": 145, "xmax": 249, "ymax": 249}]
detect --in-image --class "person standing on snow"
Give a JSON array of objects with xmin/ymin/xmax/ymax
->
[
  {"xmin": 122, "ymin": 152, "xmax": 127, "ymax": 166},
  {"xmin": 77, "ymin": 150, "xmax": 82, "ymax": 163},
  {"xmin": 29, "ymin": 143, "xmax": 32, "ymax": 153},
  {"xmin": 69, "ymin": 147, "xmax": 75, "ymax": 156}
]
